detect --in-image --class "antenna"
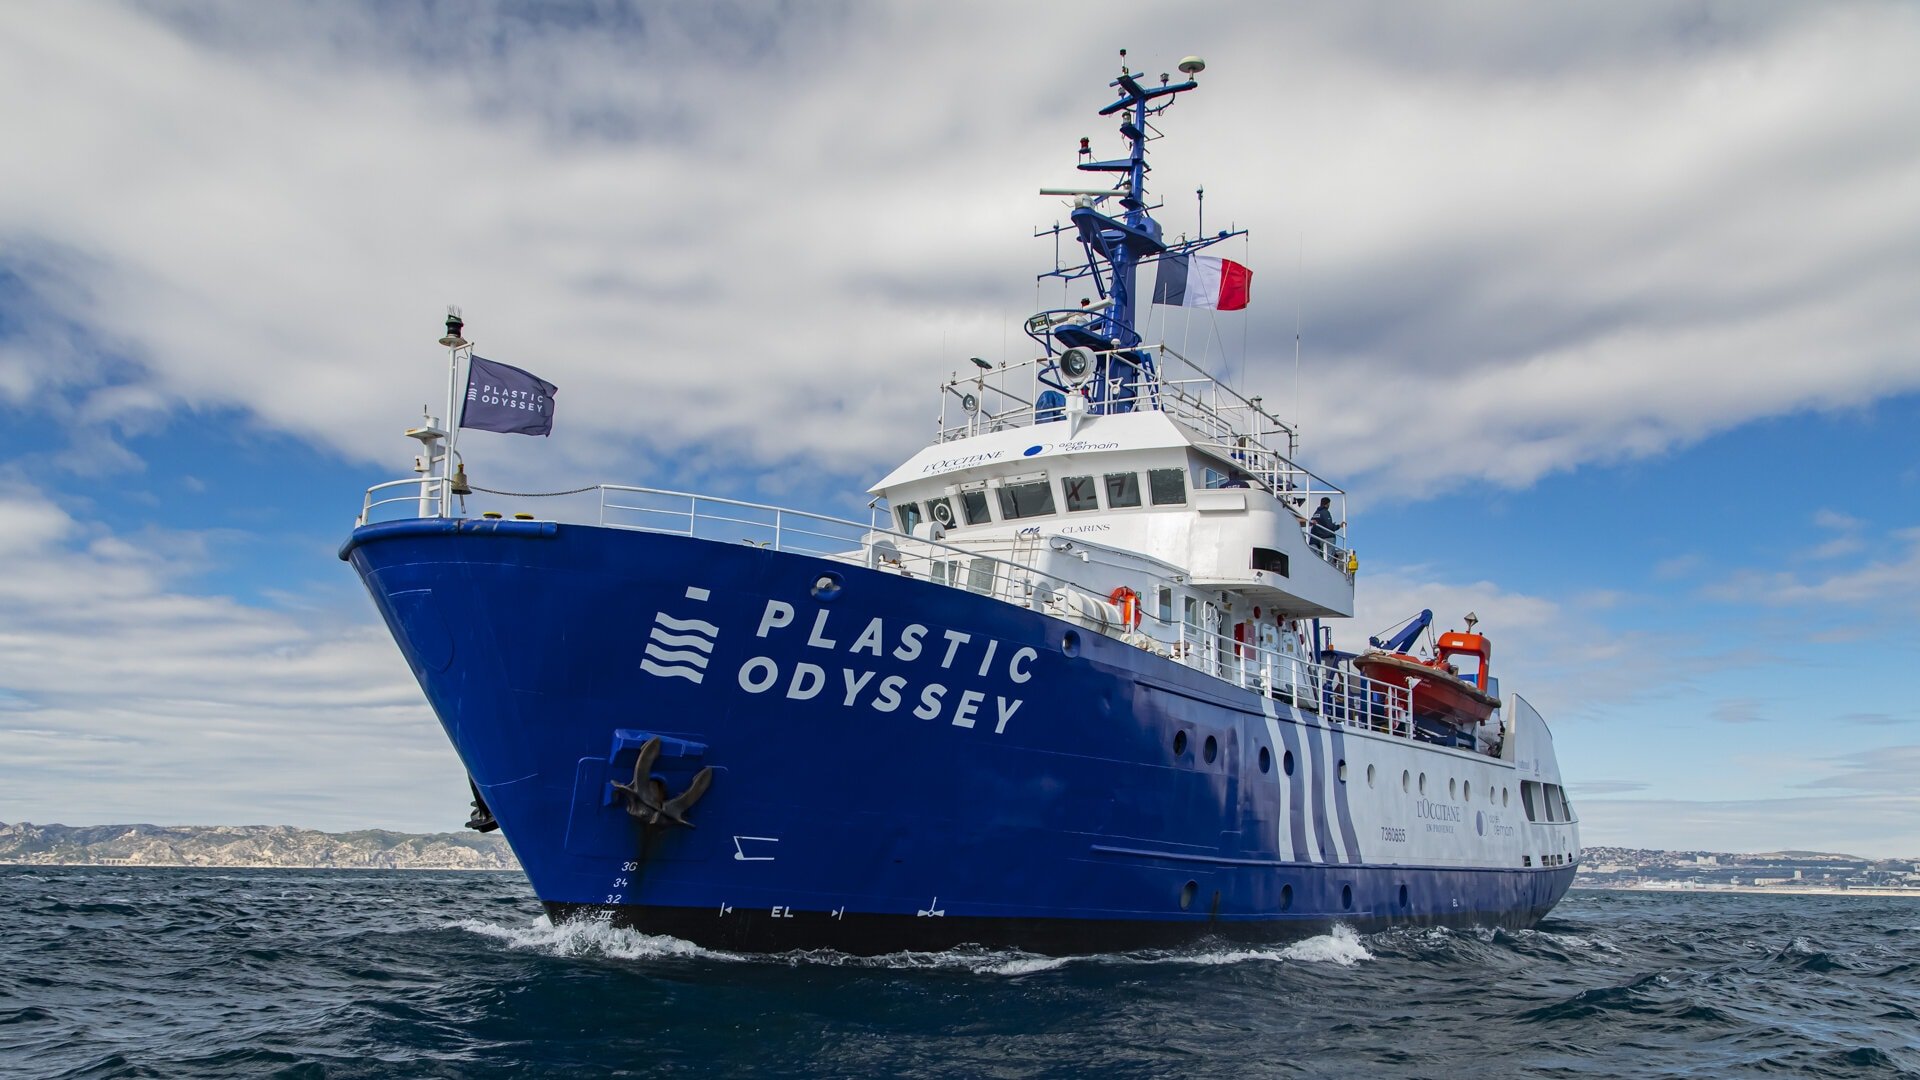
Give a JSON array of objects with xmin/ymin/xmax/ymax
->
[
  {"xmin": 1178, "ymin": 55, "xmax": 1206, "ymax": 76},
  {"xmin": 1294, "ymin": 229, "xmax": 1303, "ymax": 457}
]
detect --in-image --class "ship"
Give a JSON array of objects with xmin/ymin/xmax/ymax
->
[{"xmin": 341, "ymin": 53, "xmax": 1582, "ymax": 954}]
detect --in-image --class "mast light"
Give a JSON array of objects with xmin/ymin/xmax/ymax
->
[{"xmin": 438, "ymin": 305, "xmax": 468, "ymax": 348}]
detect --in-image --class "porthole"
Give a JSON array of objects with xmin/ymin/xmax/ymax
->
[
  {"xmin": 810, "ymin": 572, "xmax": 844, "ymax": 601},
  {"xmin": 1173, "ymin": 730, "xmax": 1188, "ymax": 757},
  {"xmin": 1366, "ymin": 764, "xmax": 1376, "ymax": 788},
  {"xmin": 1503, "ymin": 787, "xmax": 1510, "ymax": 807},
  {"xmin": 1179, "ymin": 880, "xmax": 1197, "ymax": 910},
  {"xmin": 1283, "ymin": 750, "xmax": 1295, "ymax": 776},
  {"xmin": 1204, "ymin": 735, "xmax": 1219, "ymax": 764},
  {"xmin": 1281, "ymin": 884, "xmax": 1294, "ymax": 911},
  {"xmin": 1463, "ymin": 780, "xmax": 1472, "ymax": 802},
  {"xmin": 1449, "ymin": 777, "xmax": 1458, "ymax": 799},
  {"xmin": 1401, "ymin": 770, "xmax": 1410, "ymax": 793},
  {"xmin": 1337, "ymin": 759, "xmax": 1348, "ymax": 783},
  {"xmin": 1398, "ymin": 884, "xmax": 1409, "ymax": 908},
  {"xmin": 1419, "ymin": 773, "xmax": 1428, "ymax": 796},
  {"xmin": 1259, "ymin": 746, "xmax": 1271, "ymax": 773},
  {"xmin": 1061, "ymin": 629, "xmax": 1081, "ymax": 657},
  {"xmin": 1341, "ymin": 884, "xmax": 1353, "ymax": 910}
]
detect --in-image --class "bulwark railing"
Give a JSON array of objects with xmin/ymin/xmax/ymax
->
[{"xmin": 356, "ymin": 479, "xmax": 1422, "ymax": 745}]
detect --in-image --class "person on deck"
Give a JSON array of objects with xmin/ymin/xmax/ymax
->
[{"xmin": 1309, "ymin": 497, "xmax": 1342, "ymax": 555}]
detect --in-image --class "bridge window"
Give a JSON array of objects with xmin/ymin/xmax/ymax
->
[
  {"xmin": 894, "ymin": 502, "xmax": 922, "ymax": 533},
  {"xmin": 1149, "ymin": 468, "xmax": 1188, "ymax": 506},
  {"xmin": 1104, "ymin": 472, "xmax": 1142, "ymax": 508},
  {"xmin": 996, "ymin": 478, "xmax": 1056, "ymax": 520},
  {"xmin": 959, "ymin": 489, "xmax": 991, "ymax": 525},
  {"xmin": 1062, "ymin": 475, "xmax": 1100, "ymax": 512},
  {"xmin": 924, "ymin": 496, "xmax": 956, "ymax": 529}
]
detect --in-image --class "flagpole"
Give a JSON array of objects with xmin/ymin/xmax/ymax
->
[{"xmin": 438, "ymin": 306, "xmax": 470, "ymax": 519}]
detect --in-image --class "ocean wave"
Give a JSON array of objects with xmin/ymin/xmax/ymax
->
[
  {"xmin": 455, "ymin": 914, "xmax": 741, "ymax": 963},
  {"xmin": 454, "ymin": 916, "xmax": 1373, "ymax": 975}
]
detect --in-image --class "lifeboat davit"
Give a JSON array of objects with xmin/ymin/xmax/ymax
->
[{"xmin": 1353, "ymin": 627, "xmax": 1501, "ymax": 727}]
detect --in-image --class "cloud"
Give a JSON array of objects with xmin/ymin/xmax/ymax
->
[
  {"xmin": 1711, "ymin": 698, "xmax": 1771, "ymax": 725},
  {"xmin": 0, "ymin": 3, "xmax": 1916, "ymax": 501},
  {"xmin": 1796, "ymin": 744, "xmax": 1920, "ymax": 794},
  {"xmin": 1705, "ymin": 525, "xmax": 1920, "ymax": 608},
  {"xmin": 1837, "ymin": 711, "xmax": 1915, "ymax": 726},
  {"xmin": 0, "ymin": 482, "xmax": 464, "ymax": 830},
  {"xmin": 1577, "ymin": 792, "xmax": 1919, "ymax": 858},
  {"xmin": 1580, "ymin": 745, "xmax": 1920, "ymax": 856},
  {"xmin": 1570, "ymin": 779, "xmax": 1649, "ymax": 796}
]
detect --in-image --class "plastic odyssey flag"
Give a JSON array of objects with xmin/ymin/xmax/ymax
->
[
  {"xmin": 1152, "ymin": 254, "xmax": 1252, "ymax": 311},
  {"xmin": 462, "ymin": 355, "xmax": 558, "ymax": 437}
]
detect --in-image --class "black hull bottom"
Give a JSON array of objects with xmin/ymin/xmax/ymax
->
[{"xmin": 545, "ymin": 897, "xmax": 1571, "ymax": 957}]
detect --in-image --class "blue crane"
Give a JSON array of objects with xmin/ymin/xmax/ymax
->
[{"xmin": 1369, "ymin": 609, "xmax": 1433, "ymax": 653}]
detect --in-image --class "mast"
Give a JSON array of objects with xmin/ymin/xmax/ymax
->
[{"xmin": 1032, "ymin": 52, "xmax": 1247, "ymax": 415}]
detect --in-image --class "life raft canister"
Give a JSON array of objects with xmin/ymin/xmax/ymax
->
[{"xmin": 1107, "ymin": 586, "xmax": 1143, "ymax": 630}]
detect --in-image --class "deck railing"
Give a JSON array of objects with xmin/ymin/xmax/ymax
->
[{"xmin": 356, "ymin": 479, "xmax": 1422, "ymax": 744}]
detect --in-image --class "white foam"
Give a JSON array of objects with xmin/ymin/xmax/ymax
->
[
  {"xmin": 456, "ymin": 915, "xmax": 745, "ymax": 963},
  {"xmin": 1141, "ymin": 924, "xmax": 1374, "ymax": 968},
  {"xmin": 454, "ymin": 917, "xmax": 1371, "ymax": 973}
]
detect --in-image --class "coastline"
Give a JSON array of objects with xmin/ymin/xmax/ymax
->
[
  {"xmin": 1582, "ymin": 883, "xmax": 1920, "ymax": 899},
  {"xmin": 0, "ymin": 861, "xmax": 519, "ymax": 872}
]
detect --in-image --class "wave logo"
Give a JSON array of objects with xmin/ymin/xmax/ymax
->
[{"xmin": 640, "ymin": 586, "xmax": 720, "ymax": 684}]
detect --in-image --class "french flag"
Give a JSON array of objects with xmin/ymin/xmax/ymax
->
[{"xmin": 1152, "ymin": 254, "xmax": 1252, "ymax": 310}]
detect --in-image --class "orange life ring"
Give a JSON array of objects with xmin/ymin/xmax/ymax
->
[{"xmin": 1108, "ymin": 586, "xmax": 1142, "ymax": 630}]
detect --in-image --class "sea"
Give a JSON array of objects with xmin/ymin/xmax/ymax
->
[{"xmin": 2, "ymin": 868, "xmax": 1915, "ymax": 1079}]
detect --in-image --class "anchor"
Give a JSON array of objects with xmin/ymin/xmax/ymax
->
[
  {"xmin": 611, "ymin": 736, "xmax": 715, "ymax": 827},
  {"xmin": 464, "ymin": 778, "xmax": 500, "ymax": 833}
]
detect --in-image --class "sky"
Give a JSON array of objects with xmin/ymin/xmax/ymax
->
[{"xmin": 2, "ymin": 1, "xmax": 1918, "ymax": 856}]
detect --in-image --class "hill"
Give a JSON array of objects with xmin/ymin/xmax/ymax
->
[{"xmin": 0, "ymin": 821, "xmax": 518, "ymax": 870}]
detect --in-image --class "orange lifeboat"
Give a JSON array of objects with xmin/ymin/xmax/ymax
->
[{"xmin": 1353, "ymin": 623, "xmax": 1501, "ymax": 726}]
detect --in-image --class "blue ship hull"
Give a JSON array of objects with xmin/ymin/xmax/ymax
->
[{"xmin": 343, "ymin": 518, "xmax": 1574, "ymax": 954}]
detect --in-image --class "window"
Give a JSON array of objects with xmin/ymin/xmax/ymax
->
[
  {"xmin": 1202, "ymin": 466, "xmax": 1229, "ymax": 489},
  {"xmin": 1547, "ymin": 783, "xmax": 1573, "ymax": 822},
  {"xmin": 965, "ymin": 557, "xmax": 996, "ymax": 595},
  {"xmin": 996, "ymin": 479, "xmax": 1056, "ymax": 520},
  {"xmin": 1149, "ymin": 467, "xmax": 1187, "ymax": 506},
  {"xmin": 1183, "ymin": 596, "xmax": 1199, "ymax": 627},
  {"xmin": 1062, "ymin": 475, "xmax": 1100, "ymax": 512},
  {"xmin": 894, "ymin": 503, "xmax": 922, "ymax": 533},
  {"xmin": 1251, "ymin": 548, "xmax": 1290, "ymax": 575},
  {"xmin": 924, "ymin": 496, "xmax": 956, "ymax": 529},
  {"xmin": 960, "ymin": 489, "xmax": 991, "ymax": 525},
  {"xmin": 1521, "ymin": 781, "xmax": 1539, "ymax": 823},
  {"xmin": 1104, "ymin": 472, "xmax": 1142, "ymax": 508},
  {"xmin": 1156, "ymin": 587, "xmax": 1173, "ymax": 623}
]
